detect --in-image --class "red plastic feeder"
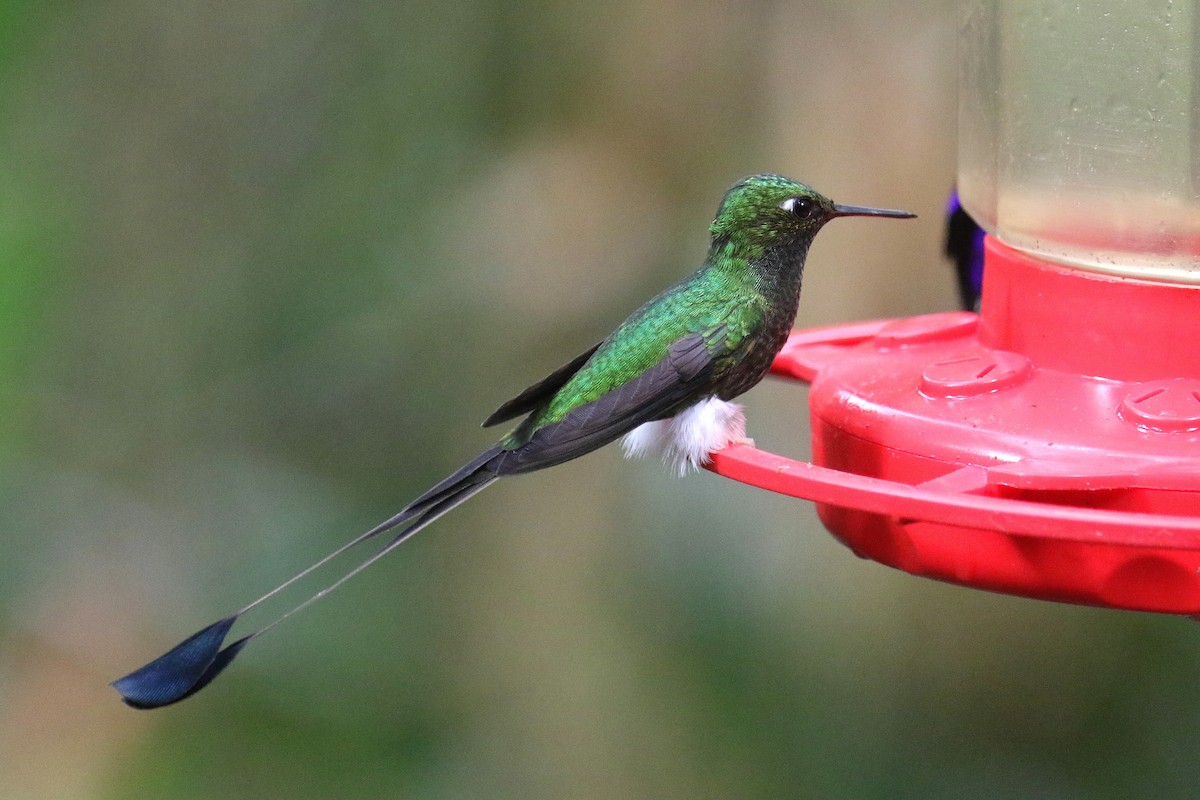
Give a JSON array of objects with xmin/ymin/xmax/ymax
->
[
  {"xmin": 706, "ymin": 4, "xmax": 1200, "ymax": 615},
  {"xmin": 709, "ymin": 237, "xmax": 1200, "ymax": 614}
]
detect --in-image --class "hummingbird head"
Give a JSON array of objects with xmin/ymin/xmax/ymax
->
[{"xmin": 710, "ymin": 173, "xmax": 915, "ymax": 256}]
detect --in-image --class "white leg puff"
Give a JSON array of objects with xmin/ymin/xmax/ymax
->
[{"xmin": 621, "ymin": 397, "xmax": 748, "ymax": 476}]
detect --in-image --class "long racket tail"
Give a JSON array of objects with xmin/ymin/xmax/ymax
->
[{"xmin": 112, "ymin": 448, "xmax": 502, "ymax": 709}]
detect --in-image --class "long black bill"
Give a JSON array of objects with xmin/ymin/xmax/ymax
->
[
  {"xmin": 112, "ymin": 458, "xmax": 499, "ymax": 709},
  {"xmin": 831, "ymin": 203, "xmax": 917, "ymax": 219}
]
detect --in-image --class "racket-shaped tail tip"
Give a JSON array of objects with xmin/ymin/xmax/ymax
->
[{"xmin": 112, "ymin": 615, "xmax": 246, "ymax": 709}]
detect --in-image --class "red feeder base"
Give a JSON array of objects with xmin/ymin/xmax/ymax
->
[{"xmin": 709, "ymin": 236, "xmax": 1200, "ymax": 614}]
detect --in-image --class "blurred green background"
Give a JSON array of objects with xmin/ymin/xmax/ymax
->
[{"xmin": 2, "ymin": 2, "xmax": 1198, "ymax": 799}]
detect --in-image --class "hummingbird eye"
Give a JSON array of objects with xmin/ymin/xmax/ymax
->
[{"xmin": 780, "ymin": 196, "xmax": 818, "ymax": 219}]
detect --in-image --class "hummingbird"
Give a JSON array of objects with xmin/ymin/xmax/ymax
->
[{"xmin": 112, "ymin": 173, "xmax": 915, "ymax": 709}]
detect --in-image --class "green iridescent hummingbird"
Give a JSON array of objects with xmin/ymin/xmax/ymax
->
[{"xmin": 113, "ymin": 173, "xmax": 914, "ymax": 708}]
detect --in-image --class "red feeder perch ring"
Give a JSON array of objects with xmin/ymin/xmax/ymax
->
[{"xmin": 707, "ymin": 236, "xmax": 1200, "ymax": 615}]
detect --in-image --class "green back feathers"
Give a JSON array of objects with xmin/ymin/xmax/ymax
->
[
  {"xmin": 526, "ymin": 272, "xmax": 757, "ymax": 430},
  {"xmin": 503, "ymin": 173, "xmax": 838, "ymax": 442}
]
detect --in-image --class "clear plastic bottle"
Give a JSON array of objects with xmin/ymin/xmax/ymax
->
[{"xmin": 958, "ymin": 0, "xmax": 1200, "ymax": 281}]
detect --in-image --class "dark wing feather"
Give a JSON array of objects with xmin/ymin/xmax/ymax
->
[
  {"xmin": 495, "ymin": 331, "xmax": 719, "ymax": 475},
  {"xmin": 482, "ymin": 341, "xmax": 603, "ymax": 427}
]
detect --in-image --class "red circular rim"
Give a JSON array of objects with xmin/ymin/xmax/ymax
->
[{"xmin": 707, "ymin": 445, "xmax": 1200, "ymax": 550}]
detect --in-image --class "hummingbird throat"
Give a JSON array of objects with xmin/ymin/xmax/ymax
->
[{"xmin": 621, "ymin": 396, "xmax": 748, "ymax": 476}]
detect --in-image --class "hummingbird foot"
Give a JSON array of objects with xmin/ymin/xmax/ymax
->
[{"xmin": 621, "ymin": 397, "xmax": 746, "ymax": 476}]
